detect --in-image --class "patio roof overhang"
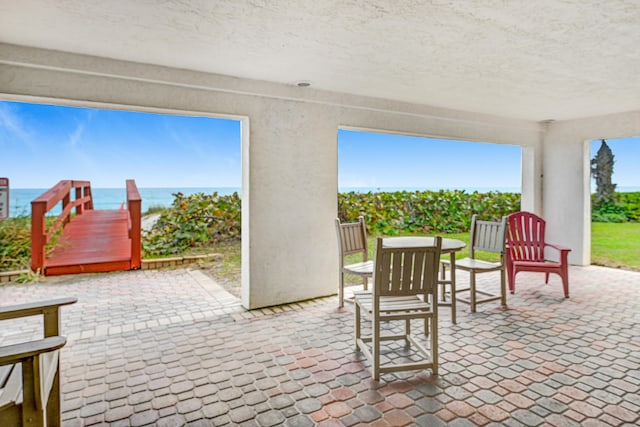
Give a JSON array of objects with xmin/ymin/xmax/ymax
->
[
  {"xmin": 1, "ymin": 0, "xmax": 640, "ymax": 308},
  {"xmin": 1, "ymin": 1, "xmax": 640, "ymax": 122}
]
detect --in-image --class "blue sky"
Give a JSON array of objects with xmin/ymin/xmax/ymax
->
[
  {"xmin": 0, "ymin": 101, "xmax": 241, "ymax": 188},
  {"xmin": 338, "ymin": 130, "xmax": 522, "ymax": 190},
  {"xmin": 0, "ymin": 100, "xmax": 638, "ymax": 190}
]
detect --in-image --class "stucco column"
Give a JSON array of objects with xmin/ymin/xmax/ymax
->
[
  {"xmin": 242, "ymin": 101, "xmax": 339, "ymax": 309},
  {"xmin": 520, "ymin": 141, "xmax": 543, "ymax": 214},
  {"xmin": 542, "ymin": 124, "xmax": 591, "ymax": 265}
]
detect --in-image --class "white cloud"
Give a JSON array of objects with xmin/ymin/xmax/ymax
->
[
  {"xmin": 0, "ymin": 102, "xmax": 31, "ymax": 141},
  {"xmin": 68, "ymin": 122, "xmax": 85, "ymax": 146}
]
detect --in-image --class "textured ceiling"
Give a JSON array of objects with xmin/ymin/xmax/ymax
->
[{"xmin": 1, "ymin": 0, "xmax": 639, "ymax": 121}]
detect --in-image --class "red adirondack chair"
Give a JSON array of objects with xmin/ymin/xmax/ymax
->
[{"xmin": 506, "ymin": 211, "xmax": 571, "ymax": 298}]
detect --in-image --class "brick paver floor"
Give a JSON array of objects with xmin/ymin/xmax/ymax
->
[{"xmin": 1, "ymin": 266, "xmax": 638, "ymax": 426}]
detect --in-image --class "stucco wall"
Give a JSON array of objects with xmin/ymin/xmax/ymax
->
[{"xmin": 1, "ymin": 43, "xmax": 544, "ymax": 308}]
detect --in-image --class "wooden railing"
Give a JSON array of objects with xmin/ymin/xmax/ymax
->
[
  {"xmin": 31, "ymin": 179, "xmax": 142, "ymax": 273},
  {"xmin": 31, "ymin": 180, "xmax": 93, "ymax": 272},
  {"xmin": 126, "ymin": 179, "xmax": 142, "ymax": 269}
]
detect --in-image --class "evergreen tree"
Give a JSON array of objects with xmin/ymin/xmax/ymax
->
[{"xmin": 591, "ymin": 139, "xmax": 616, "ymax": 205}]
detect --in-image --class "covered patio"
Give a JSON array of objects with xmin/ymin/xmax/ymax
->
[
  {"xmin": 1, "ymin": 2, "xmax": 640, "ymax": 426},
  {"xmin": 1, "ymin": 267, "xmax": 638, "ymax": 426},
  {"xmin": 2, "ymin": 1, "xmax": 640, "ymax": 309}
]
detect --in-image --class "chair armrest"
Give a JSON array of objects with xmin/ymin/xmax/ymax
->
[
  {"xmin": 545, "ymin": 243, "xmax": 571, "ymax": 253},
  {"xmin": 0, "ymin": 297, "xmax": 77, "ymax": 322},
  {"xmin": 0, "ymin": 336, "xmax": 66, "ymax": 366}
]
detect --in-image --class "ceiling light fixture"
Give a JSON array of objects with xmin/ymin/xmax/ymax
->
[{"xmin": 296, "ymin": 81, "xmax": 311, "ymax": 87}]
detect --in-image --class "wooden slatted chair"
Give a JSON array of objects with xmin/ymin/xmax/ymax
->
[
  {"xmin": 441, "ymin": 215, "xmax": 507, "ymax": 312},
  {"xmin": 0, "ymin": 297, "xmax": 77, "ymax": 427},
  {"xmin": 355, "ymin": 237, "xmax": 441, "ymax": 380},
  {"xmin": 506, "ymin": 211, "xmax": 571, "ymax": 297},
  {"xmin": 335, "ymin": 216, "xmax": 374, "ymax": 308}
]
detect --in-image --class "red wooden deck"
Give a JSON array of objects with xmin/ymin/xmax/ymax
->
[
  {"xmin": 31, "ymin": 179, "xmax": 141, "ymax": 276},
  {"xmin": 45, "ymin": 210, "xmax": 132, "ymax": 276}
]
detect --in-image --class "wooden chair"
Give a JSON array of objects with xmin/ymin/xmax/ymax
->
[
  {"xmin": 355, "ymin": 237, "xmax": 441, "ymax": 380},
  {"xmin": 506, "ymin": 211, "xmax": 571, "ymax": 297},
  {"xmin": 335, "ymin": 216, "xmax": 374, "ymax": 308},
  {"xmin": 0, "ymin": 297, "xmax": 77, "ymax": 427},
  {"xmin": 441, "ymin": 215, "xmax": 507, "ymax": 312}
]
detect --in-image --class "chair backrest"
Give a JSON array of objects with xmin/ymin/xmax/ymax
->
[
  {"xmin": 469, "ymin": 214, "xmax": 507, "ymax": 259},
  {"xmin": 373, "ymin": 236, "xmax": 442, "ymax": 298},
  {"xmin": 506, "ymin": 211, "xmax": 546, "ymax": 262},
  {"xmin": 335, "ymin": 216, "xmax": 369, "ymax": 261}
]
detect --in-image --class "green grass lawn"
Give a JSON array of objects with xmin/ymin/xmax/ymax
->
[{"xmin": 591, "ymin": 222, "xmax": 640, "ymax": 270}]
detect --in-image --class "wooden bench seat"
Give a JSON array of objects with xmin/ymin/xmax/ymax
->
[{"xmin": 0, "ymin": 297, "xmax": 76, "ymax": 427}]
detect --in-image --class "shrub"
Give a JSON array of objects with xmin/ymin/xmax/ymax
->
[
  {"xmin": 338, "ymin": 190, "xmax": 521, "ymax": 235},
  {"xmin": 142, "ymin": 192, "xmax": 241, "ymax": 256},
  {"xmin": 0, "ymin": 216, "xmax": 32, "ymax": 271},
  {"xmin": 590, "ymin": 192, "xmax": 640, "ymax": 223},
  {"xmin": 617, "ymin": 192, "xmax": 640, "ymax": 222},
  {"xmin": 591, "ymin": 201, "xmax": 628, "ymax": 223}
]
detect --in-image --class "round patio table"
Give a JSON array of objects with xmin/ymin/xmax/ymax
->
[{"xmin": 382, "ymin": 236, "xmax": 466, "ymax": 324}]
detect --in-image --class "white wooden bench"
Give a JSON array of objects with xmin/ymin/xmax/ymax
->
[{"xmin": 0, "ymin": 297, "xmax": 76, "ymax": 427}]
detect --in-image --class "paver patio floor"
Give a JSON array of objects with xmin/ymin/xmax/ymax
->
[{"xmin": 1, "ymin": 266, "xmax": 638, "ymax": 426}]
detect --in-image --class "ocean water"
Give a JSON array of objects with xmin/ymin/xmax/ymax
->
[
  {"xmin": 7, "ymin": 187, "xmax": 241, "ymax": 218},
  {"xmin": 6, "ymin": 186, "xmax": 639, "ymax": 218}
]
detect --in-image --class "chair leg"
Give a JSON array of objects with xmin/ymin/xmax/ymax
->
[
  {"xmin": 560, "ymin": 267, "xmax": 570, "ymax": 298},
  {"xmin": 362, "ymin": 275, "xmax": 368, "ymax": 291},
  {"xmin": 354, "ymin": 303, "xmax": 361, "ymax": 350},
  {"xmin": 439, "ymin": 263, "xmax": 447, "ymax": 302},
  {"xmin": 405, "ymin": 319, "xmax": 411, "ymax": 343},
  {"xmin": 47, "ymin": 364, "xmax": 62, "ymax": 427},
  {"xmin": 469, "ymin": 272, "xmax": 477, "ymax": 313},
  {"xmin": 506, "ymin": 257, "xmax": 515, "ymax": 294},
  {"xmin": 508, "ymin": 267, "xmax": 516, "ymax": 295},
  {"xmin": 339, "ymin": 272, "xmax": 345, "ymax": 308},
  {"xmin": 372, "ymin": 314, "xmax": 380, "ymax": 380},
  {"xmin": 545, "ymin": 272, "xmax": 550, "ymax": 284},
  {"xmin": 500, "ymin": 268, "xmax": 507, "ymax": 306},
  {"xmin": 430, "ymin": 315, "xmax": 438, "ymax": 375},
  {"xmin": 21, "ymin": 356, "xmax": 46, "ymax": 427},
  {"xmin": 449, "ymin": 254, "xmax": 457, "ymax": 324}
]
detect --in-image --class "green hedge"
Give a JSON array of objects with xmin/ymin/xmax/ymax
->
[
  {"xmin": 338, "ymin": 190, "xmax": 521, "ymax": 235},
  {"xmin": 591, "ymin": 192, "xmax": 640, "ymax": 223},
  {"xmin": 95, "ymin": 189, "xmax": 640, "ymax": 257},
  {"xmin": 142, "ymin": 190, "xmax": 521, "ymax": 256}
]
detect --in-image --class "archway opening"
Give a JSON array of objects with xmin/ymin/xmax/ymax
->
[
  {"xmin": 589, "ymin": 137, "xmax": 640, "ymax": 270},
  {"xmin": 0, "ymin": 99, "xmax": 243, "ymax": 296}
]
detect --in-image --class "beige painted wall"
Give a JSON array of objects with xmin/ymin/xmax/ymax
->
[{"xmin": 2, "ymin": 43, "xmax": 547, "ymax": 308}]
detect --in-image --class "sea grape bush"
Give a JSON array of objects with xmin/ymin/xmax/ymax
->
[
  {"xmin": 138, "ymin": 190, "xmax": 640, "ymax": 257},
  {"xmin": 142, "ymin": 189, "xmax": 523, "ymax": 256},
  {"xmin": 143, "ymin": 192, "xmax": 241, "ymax": 256},
  {"xmin": 338, "ymin": 190, "xmax": 521, "ymax": 235}
]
